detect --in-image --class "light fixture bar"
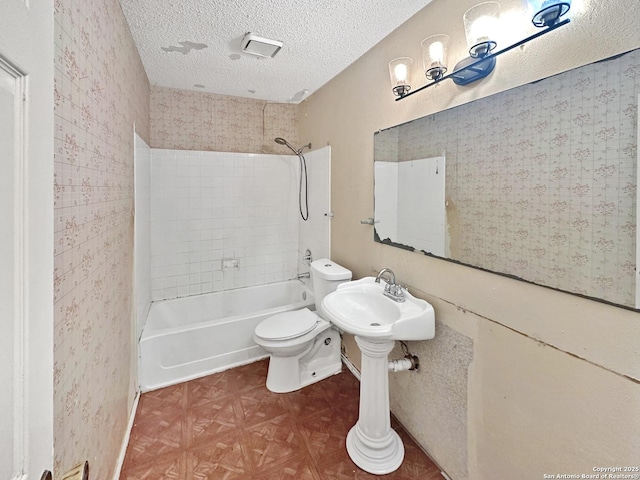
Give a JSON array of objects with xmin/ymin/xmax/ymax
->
[{"xmin": 395, "ymin": 17, "xmax": 570, "ymax": 101}]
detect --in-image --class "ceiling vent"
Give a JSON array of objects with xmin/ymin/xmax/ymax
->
[{"xmin": 241, "ymin": 33, "xmax": 283, "ymax": 58}]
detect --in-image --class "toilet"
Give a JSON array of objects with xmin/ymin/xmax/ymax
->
[{"xmin": 253, "ymin": 258, "xmax": 352, "ymax": 393}]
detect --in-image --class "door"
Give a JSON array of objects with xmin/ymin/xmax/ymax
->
[{"xmin": 0, "ymin": 0, "xmax": 54, "ymax": 479}]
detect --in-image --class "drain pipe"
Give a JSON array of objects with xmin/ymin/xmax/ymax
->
[
  {"xmin": 388, "ymin": 341, "xmax": 419, "ymax": 372},
  {"xmin": 389, "ymin": 357, "xmax": 416, "ymax": 372}
]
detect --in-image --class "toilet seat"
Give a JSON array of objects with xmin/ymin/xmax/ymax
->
[{"xmin": 254, "ymin": 308, "xmax": 319, "ymax": 341}]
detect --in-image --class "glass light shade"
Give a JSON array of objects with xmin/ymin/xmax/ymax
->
[
  {"xmin": 528, "ymin": 0, "xmax": 571, "ymax": 26},
  {"xmin": 421, "ymin": 34, "xmax": 450, "ymax": 81},
  {"xmin": 388, "ymin": 57, "xmax": 413, "ymax": 97},
  {"xmin": 464, "ymin": 2, "xmax": 501, "ymax": 57}
]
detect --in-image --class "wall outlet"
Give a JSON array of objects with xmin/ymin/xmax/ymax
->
[{"xmin": 222, "ymin": 257, "xmax": 240, "ymax": 269}]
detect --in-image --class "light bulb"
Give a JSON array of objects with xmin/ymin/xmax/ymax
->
[
  {"xmin": 394, "ymin": 63, "xmax": 408, "ymax": 83},
  {"xmin": 429, "ymin": 41, "xmax": 444, "ymax": 65},
  {"xmin": 464, "ymin": 2, "xmax": 501, "ymax": 55},
  {"xmin": 470, "ymin": 15, "xmax": 498, "ymax": 44}
]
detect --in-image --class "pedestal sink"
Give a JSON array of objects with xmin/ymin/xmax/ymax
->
[{"xmin": 321, "ymin": 277, "xmax": 435, "ymax": 475}]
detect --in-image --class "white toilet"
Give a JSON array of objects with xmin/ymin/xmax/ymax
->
[{"xmin": 253, "ymin": 258, "xmax": 352, "ymax": 393}]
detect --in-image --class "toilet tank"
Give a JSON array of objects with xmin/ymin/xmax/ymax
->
[{"xmin": 310, "ymin": 258, "xmax": 352, "ymax": 309}]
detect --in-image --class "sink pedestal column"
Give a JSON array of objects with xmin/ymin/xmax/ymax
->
[{"xmin": 346, "ymin": 336, "xmax": 404, "ymax": 474}]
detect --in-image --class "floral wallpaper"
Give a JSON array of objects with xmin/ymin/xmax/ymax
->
[
  {"xmin": 150, "ymin": 85, "xmax": 298, "ymax": 153},
  {"xmin": 53, "ymin": 0, "xmax": 149, "ymax": 477},
  {"xmin": 383, "ymin": 48, "xmax": 639, "ymax": 307}
]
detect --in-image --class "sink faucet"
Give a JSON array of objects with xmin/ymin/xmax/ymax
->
[
  {"xmin": 375, "ymin": 268, "xmax": 405, "ymax": 302},
  {"xmin": 375, "ymin": 268, "xmax": 395, "ymax": 285}
]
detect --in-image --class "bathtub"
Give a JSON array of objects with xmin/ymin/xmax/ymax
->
[{"xmin": 139, "ymin": 280, "xmax": 314, "ymax": 391}]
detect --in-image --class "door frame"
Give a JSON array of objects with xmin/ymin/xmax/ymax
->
[{"xmin": 0, "ymin": 0, "xmax": 54, "ymax": 478}]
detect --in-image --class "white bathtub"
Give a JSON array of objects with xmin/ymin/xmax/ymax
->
[{"xmin": 139, "ymin": 280, "xmax": 314, "ymax": 391}]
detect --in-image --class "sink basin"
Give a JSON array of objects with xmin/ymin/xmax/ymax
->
[{"xmin": 321, "ymin": 277, "xmax": 435, "ymax": 341}]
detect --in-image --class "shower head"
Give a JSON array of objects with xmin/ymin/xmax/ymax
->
[
  {"xmin": 274, "ymin": 137, "xmax": 311, "ymax": 155},
  {"xmin": 274, "ymin": 137, "xmax": 297, "ymax": 154}
]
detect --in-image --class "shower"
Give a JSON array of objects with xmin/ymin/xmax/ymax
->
[{"xmin": 275, "ymin": 137, "xmax": 311, "ymax": 221}]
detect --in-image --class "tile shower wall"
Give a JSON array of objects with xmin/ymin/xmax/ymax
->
[
  {"xmin": 54, "ymin": 0, "xmax": 149, "ymax": 477},
  {"xmin": 398, "ymin": 158, "xmax": 446, "ymax": 256},
  {"xmin": 396, "ymin": 49, "xmax": 640, "ymax": 307},
  {"xmin": 374, "ymin": 162, "xmax": 399, "ymax": 241},
  {"xmin": 150, "ymin": 85, "xmax": 298, "ymax": 153},
  {"xmin": 297, "ymin": 146, "xmax": 332, "ymax": 280},
  {"xmin": 376, "ymin": 158, "xmax": 446, "ymax": 256},
  {"xmin": 150, "ymin": 149, "xmax": 300, "ymax": 300}
]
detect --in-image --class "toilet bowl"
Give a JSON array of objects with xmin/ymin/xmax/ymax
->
[{"xmin": 253, "ymin": 258, "xmax": 352, "ymax": 393}]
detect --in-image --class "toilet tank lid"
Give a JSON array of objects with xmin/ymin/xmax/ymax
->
[{"xmin": 310, "ymin": 258, "xmax": 352, "ymax": 281}]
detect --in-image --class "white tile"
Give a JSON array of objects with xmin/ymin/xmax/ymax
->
[{"xmin": 148, "ymin": 148, "xmax": 330, "ymax": 300}]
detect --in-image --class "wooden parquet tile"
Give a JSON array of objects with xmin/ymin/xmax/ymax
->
[{"xmin": 120, "ymin": 360, "xmax": 442, "ymax": 479}]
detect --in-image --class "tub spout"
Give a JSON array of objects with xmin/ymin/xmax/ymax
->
[{"xmin": 297, "ymin": 272, "xmax": 310, "ymax": 280}]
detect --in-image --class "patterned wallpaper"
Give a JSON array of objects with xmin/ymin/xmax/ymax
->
[
  {"xmin": 379, "ymin": 49, "xmax": 639, "ymax": 307},
  {"xmin": 53, "ymin": 0, "xmax": 149, "ymax": 477},
  {"xmin": 150, "ymin": 85, "xmax": 298, "ymax": 153}
]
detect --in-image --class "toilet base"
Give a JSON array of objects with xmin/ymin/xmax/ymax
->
[{"xmin": 265, "ymin": 327, "xmax": 342, "ymax": 393}]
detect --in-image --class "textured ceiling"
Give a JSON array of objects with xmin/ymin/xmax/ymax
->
[{"xmin": 119, "ymin": 0, "xmax": 433, "ymax": 103}]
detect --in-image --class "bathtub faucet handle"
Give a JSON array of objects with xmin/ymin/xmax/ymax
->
[
  {"xmin": 297, "ymin": 272, "xmax": 310, "ymax": 280},
  {"xmin": 303, "ymin": 249, "xmax": 312, "ymax": 264}
]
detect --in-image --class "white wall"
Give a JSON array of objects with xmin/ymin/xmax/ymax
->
[
  {"xmin": 150, "ymin": 149, "xmax": 300, "ymax": 300},
  {"xmin": 297, "ymin": 146, "xmax": 332, "ymax": 280},
  {"xmin": 135, "ymin": 133, "xmax": 152, "ymax": 340}
]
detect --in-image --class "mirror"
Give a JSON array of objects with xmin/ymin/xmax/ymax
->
[{"xmin": 374, "ymin": 48, "xmax": 639, "ymax": 309}]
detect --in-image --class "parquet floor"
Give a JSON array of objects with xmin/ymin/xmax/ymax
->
[{"xmin": 120, "ymin": 359, "xmax": 442, "ymax": 479}]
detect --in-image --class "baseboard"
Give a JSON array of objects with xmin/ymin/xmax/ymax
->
[
  {"xmin": 341, "ymin": 353, "xmax": 361, "ymax": 381},
  {"xmin": 112, "ymin": 391, "xmax": 140, "ymax": 480}
]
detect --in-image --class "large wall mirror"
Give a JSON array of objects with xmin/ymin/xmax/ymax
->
[{"xmin": 374, "ymin": 48, "xmax": 640, "ymax": 310}]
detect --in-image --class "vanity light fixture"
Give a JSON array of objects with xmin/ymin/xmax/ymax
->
[
  {"xmin": 421, "ymin": 34, "xmax": 450, "ymax": 81},
  {"xmin": 452, "ymin": 1, "xmax": 501, "ymax": 86},
  {"xmin": 529, "ymin": 0, "xmax": 572, "ymax": 27},
  {"xmin": 391, "ymin": 0, "xmax": 572, "ymax": 99},
  {"xmin": 388, "ymin": 57, "xmax": 414, "ymax": 97}
]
